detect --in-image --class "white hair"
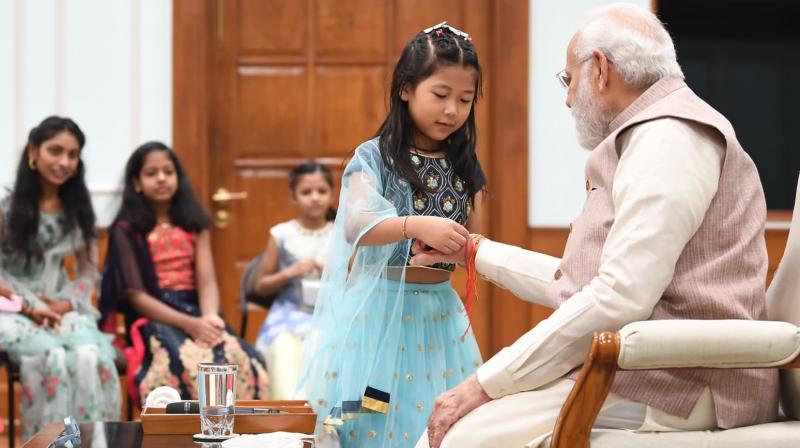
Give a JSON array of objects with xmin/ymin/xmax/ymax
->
[{"xmin": 575, "ymin": 3, "xmax": 684, "ymax": 89}]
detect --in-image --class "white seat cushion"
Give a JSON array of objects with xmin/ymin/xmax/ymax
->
[
  {"xmin": 542, "ymin": 421, "xmax": 800, "ymax": 448},
  {"xmin": 617, "ymin": 320, "xmax": 800, "ymax": 369},
  {"xmin": 766, "ymin": 176, "xmax": 800, "ymax": 418}
]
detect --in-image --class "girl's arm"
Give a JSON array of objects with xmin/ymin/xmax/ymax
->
[
  {"xmin": 127, "ymin": 288, "xmax": 222, "ymax": 347},
  {"xmin": 466, "ymin": 191, "xmax": 484, "ymax": 234},
  {"xmin": 253, "ymin": 236, "xmax": 316, "ymax": 297},
  {"xmin": 195, "ymin": 229, "xmax": 221, "ymax": 317},
  {"xmin": 51, "ymin": 240, "xmax": 100, "ymax": 315},
  {"xmin": 0, "ymin": 206, "xmax": 57, "ymax": 311},
  {"xmin": 128, "ymin": 289, "xmax": 195, "ymax": 330},
  {"xmin": 359, "ymin": 215, "xmax": 469, "ymax": 254}
]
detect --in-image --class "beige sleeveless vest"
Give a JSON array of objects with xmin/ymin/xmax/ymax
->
[{"xmin": 547, "ymin": 77, "xmax": 778, "ymax": 428}]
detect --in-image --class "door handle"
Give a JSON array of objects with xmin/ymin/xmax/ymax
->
[{"xmin": 212, "ymin": 187, "xmax": 248, "ymax": 203}]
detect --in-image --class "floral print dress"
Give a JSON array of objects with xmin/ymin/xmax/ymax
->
[{"xmin": 0, "ymin": 196, "xmax": 120, "ymax": 440}]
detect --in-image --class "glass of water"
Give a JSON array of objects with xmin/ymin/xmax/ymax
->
[{"xmin": 196, "ymin": 362, "xmax": 238, "ymax": 441}]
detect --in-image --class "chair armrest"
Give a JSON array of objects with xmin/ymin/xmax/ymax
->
[
  {"xmin": 618, "ymin": 320, "xmax": 800, "ymax": 370},
  {"xmin": 551, "ymin": 320, "xmax": 800, "ymax": 448}
]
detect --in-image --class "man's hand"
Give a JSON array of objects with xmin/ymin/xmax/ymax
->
[{"xmin": 427, "ymin": 374, "xmax": 492, "ymax": 448}]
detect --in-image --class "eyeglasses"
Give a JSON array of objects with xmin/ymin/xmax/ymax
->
[
  {"xmin": 556, "ymin": 55, "xmax": 593, "ymax": 89},
  {"xmin": 423, "ymin": 21, "xmax": 471, "ymax": 41}
]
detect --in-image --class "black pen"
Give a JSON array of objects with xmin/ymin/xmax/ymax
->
[{"xmin": 233, "ymin": 407, "xmax": 285, "ymax": 414}]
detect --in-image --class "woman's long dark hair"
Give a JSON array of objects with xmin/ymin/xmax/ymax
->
[
  {"xmin": 113, "ymin": 141, "xmax": 212, "ymax": 234},
  {"xmin": 289, "ymin": 161, "xmax": 337, "ymax": 221},
  {"xmin": 6, "ymin": 116, "xmax": 95, "ymax": 260},
  {"xmin": 376, "ymin": 25, "xmax": 484, "ymax": 200}
]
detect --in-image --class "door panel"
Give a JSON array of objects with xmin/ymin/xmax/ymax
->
[
  {"xmin": 236, "ymin": 68, "xmax": 308, "ymax": 156},
  {"xmin": 394, "ymin": 1, "xmax": 465, "ymax": 52},
  {"xmin": 314, "ymin": 66, "xmax": 386, "ymax": 155},
  {"xmin": 238, "ymin": 0, "xmax": 307, "ymax": 55},
  {"xmin": 315, "ymin": 0, "xmax": 387, "ymax": 59}
]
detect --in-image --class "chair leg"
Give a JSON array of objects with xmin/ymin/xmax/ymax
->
[
  {"xmin": 6, "ymin": 363, "xmax": 15, "ymax": 448},
  {"xmin": 126, "ymin": 389, "xmax": 133, "ymax": 421}
]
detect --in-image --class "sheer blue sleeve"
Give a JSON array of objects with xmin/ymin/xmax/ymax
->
[{"xmin": 298, "ymin": 138, "xmax": 416, "ymax": 418}]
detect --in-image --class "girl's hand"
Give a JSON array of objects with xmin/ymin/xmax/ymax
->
[
  {"xmin": 408, "ymin": 216, "xmax": 469, "ymax": 255},
  {"xmin": 409, "ymin": 240, "xmax": 465, "ymax": 266},
  {"xmin": 287, "ymin": 258, "xmax": 319, "ymax": 278},
  {"xmin": 27, "ymin": 307, "xmax": 61, "ymax": 328},
  {"xmin": 0, "ymin": 282, "xmax": 14, "ymax": 298},
  {"xmin": 39, "ymin": 296, "xmax": 73, "ymax": 316},
  {"xmin": 203, "ymin": 313, "xmax": 226, "ymax": 331},
  {"xmin": 186, "ymin": 315, "xmax": 224, "ymax": 348}
]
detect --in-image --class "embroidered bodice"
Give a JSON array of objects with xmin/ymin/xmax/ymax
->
[
  {"xmin": 386, "ymin": 151, "xmax": 483, "ymax": 271},
  {"xmin": 147, "ymin": 223, "xmax": 196, "ymax": 291}
]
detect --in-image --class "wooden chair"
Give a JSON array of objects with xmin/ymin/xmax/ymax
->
[
  {"xmin": 0, "ymin": 350, "xmax": 18, "ymax": 446},
  {"xmin": 548, "ymin": 177, "xmax": 800, "ymax": 448},
  {"xmin": 239, "ymin": 252, "xmax": 274, "ymax": 339}
]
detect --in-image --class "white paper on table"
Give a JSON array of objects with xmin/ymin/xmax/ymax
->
[{"xmin": 221, "ymin": 432, "xmax": 311, "ymax": 448}]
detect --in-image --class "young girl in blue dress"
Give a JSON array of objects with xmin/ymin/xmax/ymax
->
[{"xmin": 299, "ymin": 22, "xmax": 486, "ymax": 447}]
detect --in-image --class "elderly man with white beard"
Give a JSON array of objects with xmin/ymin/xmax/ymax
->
[{"xmin": 412, "ymin": 3, "xmax": 777, "ymax": 448}]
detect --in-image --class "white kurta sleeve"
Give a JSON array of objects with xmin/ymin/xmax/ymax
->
[
  {"xmin": 475, "ymin": 240, "xmax": 561, "ymax": 307},
  {"xmin": 476, "ymin": 118, "xmax": 725, "ymax": 398}
]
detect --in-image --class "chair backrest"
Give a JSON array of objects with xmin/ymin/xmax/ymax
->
[
  {"xmin": 239, "ymin": 252, "xmax": 263, "ymax": 337},
  {"xmin": 766, "ymin": 174, "xmax": 800, "ymax": 418}
]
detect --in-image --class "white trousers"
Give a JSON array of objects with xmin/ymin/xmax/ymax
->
[
  {"xmin": 415, "ymin": 378, "xmax": 717, "ymax": 448},
  {"xmin": 259, "ymin": 331, "xmax": 307, "ymax": 400}
]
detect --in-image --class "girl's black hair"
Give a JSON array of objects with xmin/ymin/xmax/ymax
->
[
  {"xmin": 113, "ymin": 141, "xmax": 212, "ymax": 233},
  {"xmin": 6, "ymin": 116, "xmax": 96, "ymax": 260},
  {"xmin": 289, "ymin": 161, "xmax": 337, "ymax": 221},
  {"xmin": 376, "ymin": 25, "xmax": 484, "ymax": 200}
]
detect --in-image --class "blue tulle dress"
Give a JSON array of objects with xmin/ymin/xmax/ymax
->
[{"xmin": 297, "ymin": 138, "xmax": 484, "ymax": 447}]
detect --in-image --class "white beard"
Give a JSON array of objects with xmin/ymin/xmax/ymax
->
[{"xmin": 571, "ymin": 74, "xmax": 615, "ymax": 150}]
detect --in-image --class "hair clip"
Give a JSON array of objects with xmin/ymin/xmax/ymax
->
[{"xmin": 423, "ymin": 21, "xmax": 471, "ymax": 41}]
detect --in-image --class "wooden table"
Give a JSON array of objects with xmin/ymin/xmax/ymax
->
[{"xmin": 24, "ymin": 421, "xmax": 341, "ymax": 447}]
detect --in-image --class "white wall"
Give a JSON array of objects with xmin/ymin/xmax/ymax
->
[
  {"xmin": 0, "ymin": 0, "xmax": 172, "ymax": 226},
  {"xmin": 528, "ymin": 0, "xmax": 650, "ymax": 227}
]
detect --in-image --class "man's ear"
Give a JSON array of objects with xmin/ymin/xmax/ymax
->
[{"xmin": 593, "ymin": 49, "xmax": 611, "ymax": 93}]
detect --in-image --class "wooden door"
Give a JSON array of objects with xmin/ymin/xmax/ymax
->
[{"xmin": 174, "ymin": 1, "xmax": 530, "ymax": 358}]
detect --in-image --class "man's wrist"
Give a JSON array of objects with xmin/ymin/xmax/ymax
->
[
  {"xmin": 469, "ymin": 234, "xmax": 486, "ymax": 252},
  {"xmin": 458, "ymin": 375, "xmax": 492, "ymax": 417}
]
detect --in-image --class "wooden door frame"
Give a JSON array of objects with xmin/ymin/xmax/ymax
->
[{"xmin": 173, "ymin": 0, "xmax": 530, "ymax": 356}]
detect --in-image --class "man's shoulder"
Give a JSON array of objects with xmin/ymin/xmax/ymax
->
[{"xmin": 625, "ymin": 117, "xmax": 725, "ymax": 149}]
